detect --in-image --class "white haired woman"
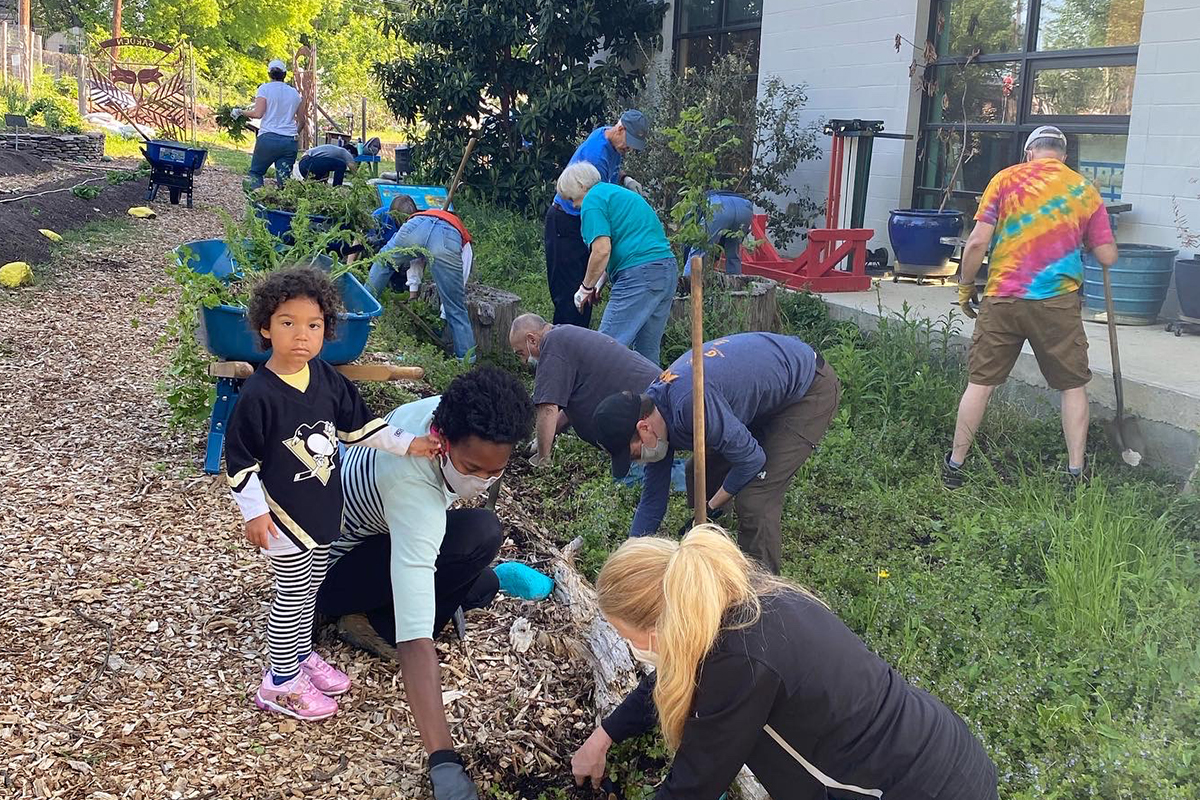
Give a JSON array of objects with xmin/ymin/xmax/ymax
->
[
  {"xmin": 556, "ymin": 162, "xmax": 678, "ymax": 365},
  {"xmin": 571, "ymin": 526, "xmax": 1000, "ymax": 800}
]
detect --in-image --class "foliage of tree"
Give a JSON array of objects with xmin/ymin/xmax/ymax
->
[
  {"xmin": 622, "ymin": 54, "xmax": 823, "ymax": 249},
  {"xmin": 373, "ymin": 0, "xmax": 668, "ymax": 211}
]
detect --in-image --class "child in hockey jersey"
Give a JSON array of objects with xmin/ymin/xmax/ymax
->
[{"xmin": 225, "ymin": 266, "xmax": 440, "ymax": 721}]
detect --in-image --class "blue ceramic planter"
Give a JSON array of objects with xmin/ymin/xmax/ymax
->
[{"xmin": 888, "ymin": 209, "xmax": 964, "ymax": 278}]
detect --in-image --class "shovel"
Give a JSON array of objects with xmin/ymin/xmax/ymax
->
[{"xmin": 1099, "ymin": 259, "xmax": 1146, "ymax": 466}]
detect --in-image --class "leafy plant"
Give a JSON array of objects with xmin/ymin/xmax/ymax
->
[
  {"xmin": 619, "ymin": 53, "xmax": 822, "ymax": 249},
  {"xmin": 660, "ymin": 106, "xmax": 742, "ymax": 259},
  {"xmin": 373, "ymin": 0, "xmax": 668, "ymax": 211},
  {"xmin": 213, "ymin": 103, "xmax": 253, "ymax": 143},
  {"xmin": 25, "ymin": 96, "xmax": 84, "ymax": 133},
  {"xmin": 71, "ymin": 184, "xmax": 103, "ymax": 200}
]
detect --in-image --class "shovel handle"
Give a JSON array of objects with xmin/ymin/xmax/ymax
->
[{"xmin": 1099, "ymin": 259, "xmax": 1126, "ymax": 422}]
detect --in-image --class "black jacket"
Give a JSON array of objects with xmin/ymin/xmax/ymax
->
[{"xmin": 602, "ymin": 592, "xmax": 998, "ymax": 800}]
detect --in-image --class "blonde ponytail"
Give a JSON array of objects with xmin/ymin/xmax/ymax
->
[{"xmin": 597, "ymin": 525, "xmax": 809, "ymax": 750}]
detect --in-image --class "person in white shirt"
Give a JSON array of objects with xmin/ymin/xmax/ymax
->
[{"xmin": 234, "ymin": 59, "xmax": 304, "ymax": 189}]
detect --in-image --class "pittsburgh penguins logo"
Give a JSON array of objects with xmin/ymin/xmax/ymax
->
[{"xmin": 283, "ymin": 421, "xmax": 338, "ymax": 485}]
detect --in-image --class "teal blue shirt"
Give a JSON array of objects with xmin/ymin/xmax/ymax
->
[{"xmin": 580, "ymin": 183, "xmax": 676, "ymax": 278}]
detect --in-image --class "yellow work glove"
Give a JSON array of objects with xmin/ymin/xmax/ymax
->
[
  {"xmin": 127, "ymin": 206, "xmax": 157, "ymax": 219},
  {"xmin": 38, "ymin": 229, "xmax": 62, "ymax": 242},
  {"xmin": 957, "ymin": 282, "xmax": 979, "ymax": 319}
]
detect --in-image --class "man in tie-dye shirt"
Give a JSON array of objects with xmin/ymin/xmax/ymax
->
[{"xmin": 944, "ymin": 126, "xmax": 1118, "ymax": 487}]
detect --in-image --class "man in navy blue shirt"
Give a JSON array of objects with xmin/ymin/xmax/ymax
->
[
  {"xmin": 593, "ymin": 332, "xmax": 842, "ymax": 573},
  {"xmin": 545, "ymin": 109, "xmax": 650, "ymax": 328}
]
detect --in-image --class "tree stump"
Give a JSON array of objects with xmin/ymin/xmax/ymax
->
[
  {"xmin": 415, "ymin": 282, "xmax": 522, "ymax": 356},
  {"xmin": 669, "ymin": 273, "xmax": 781, "ymax": 334}
]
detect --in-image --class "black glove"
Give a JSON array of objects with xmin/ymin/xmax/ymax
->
[{"xmin": 430, "ymin": 753, "xmax": 479, "ymax": 800}]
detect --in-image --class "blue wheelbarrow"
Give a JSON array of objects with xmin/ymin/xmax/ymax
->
[{"xmin": 174, "ymin": 239, "xmax": 422, "ymax": 474}]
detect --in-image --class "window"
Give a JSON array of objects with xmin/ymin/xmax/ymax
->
[
  {"xmin": 674, "ymin": 0, "xmax": 762, "ymax": 75},
  {"xmin": 915, "ymin": 0, "xmax": 1141, "ymax": 212}
]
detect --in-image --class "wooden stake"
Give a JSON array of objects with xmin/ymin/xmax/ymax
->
[
  {"xmin": 690, "ymin": 255, "xmax": 707, "ymax": 525},
  {"xmin": 443, "ymin": 137, "xmax": 478, "ymax": 210}
]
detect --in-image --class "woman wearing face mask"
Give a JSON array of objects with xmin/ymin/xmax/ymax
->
[
  {"xmin": 572, "ymin": 526, "xmax": 999, "ymax": 800},
  {"xmin": 317, "ymin": 367, "xmax": 534, "ymax": 800}
]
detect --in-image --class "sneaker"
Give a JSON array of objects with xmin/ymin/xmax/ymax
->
[
  {"xmin": 299, "ymin": 651, "xmax": 351, "ymax": 696},
  {"xmin": 336, "ymin": 613, "xmax": 399, "ymax": 662},
  {"xmin": 942, "ymin": 451, "xmax": 964, "ymax": 489},
  {"xmin": 254, "ymin": 671, "xmax": 337, "ymax": 720}
]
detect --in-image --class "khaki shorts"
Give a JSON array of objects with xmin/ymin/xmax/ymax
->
[{"xmin": 968, "ymin": 291, "xmax": 1091, "ymax": 390}]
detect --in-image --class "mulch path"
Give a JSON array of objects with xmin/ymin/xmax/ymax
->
[{"xmin": 0, "ymin": 166, "xmax": 605, "ymax": 799}]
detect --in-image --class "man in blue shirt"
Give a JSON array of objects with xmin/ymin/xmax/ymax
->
[
  {"xmin": 592, "ymin": 332, "xmax": 842, "ymax": 573},
  {"xmin": 545, "ymin": 109, "xmax": 650, "ymax": 328}
]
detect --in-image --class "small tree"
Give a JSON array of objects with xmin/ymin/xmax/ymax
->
[
  {"xmin": 621, "ymin": 54, "xmax": 822, "ymax": 250},
  {"xmin": 374, "ymin": 0, "xmax": 668, "ymax": 211}
]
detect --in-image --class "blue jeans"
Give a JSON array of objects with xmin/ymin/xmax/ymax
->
[
  {"xmin": 247, "ymin": 133, "xmax": 298, "ymax": 190},
  {"xmin": 598, "ymin": 258, "xmax": 678, "ymax": 365},
  {"xmin": 369, "ymin": 215, "xmax": 476, "ymax": 359},
  {"xmin": 685, "ymin": 193, "xmax": 754, "ymax": 275},
  {"xmin": 299, "ymin": 154, "xmax": 349, "ymax": 186}
]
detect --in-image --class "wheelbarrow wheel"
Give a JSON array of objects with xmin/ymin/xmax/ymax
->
[{"xmin": 169, "ymin": 187, "xmax": 182, "ymax": 205}]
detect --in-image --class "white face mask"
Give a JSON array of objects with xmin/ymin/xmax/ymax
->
[
  {"xmin": 629, "ymin": 644, "xmax": 659, "ymax": 669},
  {"xmin": 637, "ymin": 433, "xmax": 669, "ymax": 464},
  {"xmin": 526, "ymin": 354, "xmax": 538, "ymax": 369},
  {"xmin": 440, "ymin": 454, "xmax": 500, "ymax": 499}
]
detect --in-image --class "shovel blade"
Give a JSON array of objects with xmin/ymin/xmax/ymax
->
[{"xmin": 1102, "ymin": 415, "xmax": 1148, "ymax": 466}]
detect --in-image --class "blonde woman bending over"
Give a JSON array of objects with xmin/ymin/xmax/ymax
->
[{"xmin": 572, "ymin": 526, "xmax": 999, "ymax": 800}]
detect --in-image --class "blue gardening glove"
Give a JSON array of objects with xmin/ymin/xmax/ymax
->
[{"xmin": 430, "ymin": 761, "xmax": 479, "ymax": 800}]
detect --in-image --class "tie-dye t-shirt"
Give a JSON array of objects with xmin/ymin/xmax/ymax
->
[{"xmin": 975, "ymin": 158, "xmax": 1114, "ymax": 299}]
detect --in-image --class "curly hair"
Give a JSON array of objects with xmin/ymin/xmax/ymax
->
[
  {"xmin": 433, "ymin": 367, "xmax": 535, "ymax": 446},
  {"xmin": 248, "ymin": 266, "xmax": 342, "ymax": 351}
]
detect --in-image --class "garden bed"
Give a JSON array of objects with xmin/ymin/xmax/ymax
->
[{"xmin": 0, "ymin": 173, "xmax": 148, "ymax": 264}]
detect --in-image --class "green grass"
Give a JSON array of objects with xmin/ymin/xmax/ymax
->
[{"xmin": 359, "ymin": 203, "xmax": 1200, "ymax": 800}]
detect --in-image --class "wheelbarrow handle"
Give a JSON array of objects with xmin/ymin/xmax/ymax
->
[{"xmin": 208, "ymin": 362, "xmax": 425, "ymax": 382}]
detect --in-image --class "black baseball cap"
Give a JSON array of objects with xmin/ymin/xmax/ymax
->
[{"xmin": 593, "ymin": 391, "xmax": 643, "ymax": 479}]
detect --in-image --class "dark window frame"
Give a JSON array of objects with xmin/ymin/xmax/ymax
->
[
  {"xmin": 913, "ymin": 0, "xmax": 1139, "ymax": 208},
  {"xmin": 672, "ymin": 0, "xmax": 763, "ymax": 75}
]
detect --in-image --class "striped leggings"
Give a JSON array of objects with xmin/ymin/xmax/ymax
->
[{"xmin": 266, "ymin": 544, "xmax": 330, "ymax": 680}]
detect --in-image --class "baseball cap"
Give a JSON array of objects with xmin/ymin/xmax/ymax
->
[
  {"xmin": 268, "ymin": 59, "xmax": 287, "ymax": 72},
  {"xmin": 619, "ymin": 109, "xmax": 649, "ymax": 151},
  {"xmin": 593, "ymin": 391, "xmax": 644, "ymax": 479},
  {"xmin": 1024, "ymin": 125, "xmax": 1066, "ymax": 151}
]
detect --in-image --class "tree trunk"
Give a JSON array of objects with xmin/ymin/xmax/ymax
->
[
  {"xmin": 670, "ymin": 273, "xmax": 781, "ymax": 334},
  {"xmin": 415, "ymin": 282, "xmax": 522, "ymax": 356}
]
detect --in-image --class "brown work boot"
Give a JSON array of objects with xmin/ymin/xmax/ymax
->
[{"xmin": 336, "ymin": 614, "xmax": 398, "ymax": 662}]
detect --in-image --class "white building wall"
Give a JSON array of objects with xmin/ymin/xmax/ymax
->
[
  {"xmin": 1118, "ymin": 0, "xmax": 1200, "ymax": 248},
  {"xmin": 757, "ymin": 0, "xmax": 927, "ymax": 255}
]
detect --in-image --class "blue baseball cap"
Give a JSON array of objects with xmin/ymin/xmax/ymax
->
[{"xmin": 619, "ymin": 109, "xmax": 649, "ymax": 151}]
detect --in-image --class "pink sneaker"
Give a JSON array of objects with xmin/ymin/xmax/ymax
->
[
  {"xmin": 254, "ymin": 671, "xmax": 337, "ymax": 720},
  {"xmin": 299, "ymin": 651, "xmax": 351, "ymax": 696}
]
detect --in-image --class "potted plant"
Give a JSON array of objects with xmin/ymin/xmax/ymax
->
[
  {"xmin": 1172, "ymin": 185, "xmax": 1200, "ymax": 320},
  {"xmin": 887, "ymin": 36, "xmax": 980, "ymax": 280}
]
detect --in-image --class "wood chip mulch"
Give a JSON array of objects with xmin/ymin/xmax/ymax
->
[{"xmin": 0, "ymin": 166, "xmax": 603, "ymax": 799}]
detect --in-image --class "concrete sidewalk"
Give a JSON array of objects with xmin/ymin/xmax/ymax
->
[{"xmin": 818, "ymin": 280, "xmax": 1200, "ymax": 476}]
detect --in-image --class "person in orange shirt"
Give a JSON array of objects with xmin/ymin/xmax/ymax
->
[{"xmin": 945, "ymin": 126, "xmax": 1118, "ymax": 487}]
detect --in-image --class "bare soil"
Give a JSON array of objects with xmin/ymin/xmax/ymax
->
[
  {"xmin": 0, "ymin": 150, "xmax": 51, "ymax": 177},
  {"xmin": 0, "ymin": 172, "xmax": 148, "ymax": 264}
]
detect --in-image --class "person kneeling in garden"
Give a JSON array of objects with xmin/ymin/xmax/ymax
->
[
  {"xmin": 368, "ymin": 204, "xmax": 476, "ymax": 359},
  {"xmin": 571, "ymin": 526, "xmax": 1000, "ymax": 800},
  {"xmin": 296, "ymin": 141, "xmax": 358, "ymax": 186},
  {"xmin": 557, "ymin": 161, "xmax": 678, "ymax": 366},
  {"xmin": 316, "ymin": 367, "xmax": 534, "ymax": 799},
  {"xmin": 594, "ymin": 332, "xmax": 840, "ymax": 573}
]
